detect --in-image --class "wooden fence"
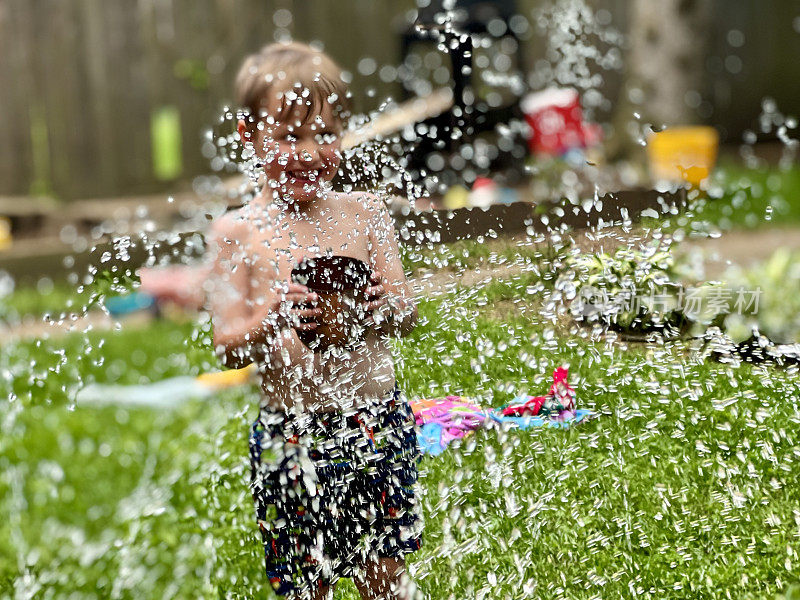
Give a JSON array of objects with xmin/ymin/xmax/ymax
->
[
  {"xmin": 0, "ymin": 0, "xmax": 798, "ymax": 201},
  {"xmin": 0, "ymin": 0, "xmax": 415, "ymax": 200}
]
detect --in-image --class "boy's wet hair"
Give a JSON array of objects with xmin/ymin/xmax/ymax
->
[{"xmin": 234, "ymin": 41, "xmax": 350, "ymax": 129}]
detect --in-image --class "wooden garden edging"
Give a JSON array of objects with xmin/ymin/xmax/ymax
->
[
  {"xmin": 395, "ymin": 189, "xmax": 686, "ymax": 244},
  {"xmin": 0, "ymin": 188, "xmax": 686, "ymax": 285}
]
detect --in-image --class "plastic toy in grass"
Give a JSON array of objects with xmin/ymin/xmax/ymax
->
[
  {"xmin": 291, "ymin": 255, "xmax": 372, "ymax": 352},
  {"xmin": 411, "ymin": 373, "xmax": 591, "ymax": 455},
  {"xmin": 76, "ymin": 365, "xmax": 257, "ymax": 409},
  {"xmin": 521, "ymin": 87, "xmax": 602, "ymax": 157},
  {"xmin": 196, "ymin": 363, "xmax": 258, "ymax": 389},
  {"xmin": 442, "ymin": 185, "xmax": 470, "ymax": 209},
  {"xmin": 103, "ymin": 291, "xmax": 156, "ymax": 317},
  {"xmin": 441, "ymin": 179, "xmax": 520, "ymax": 210},
  {"xmin": 413, "ymin": 396, "xmax": 489, "ymax": 435},
  {"xmin": 411, "ymin": 396, "xmax": 491, "ymax": 455},
  {"xmin": 500, "ymin": 368, "xmax": 576, "ymax": 418},
  {"xmin": 646, "ymin": 126, "xmax": 718, "ymax": 188},
  {"xmin": 469, "ymin": 177, "xmax": 498, "ymax": 208},
  {"xmin": 139, "ymin": 264, "xmax": 211, "ymax": 311}
]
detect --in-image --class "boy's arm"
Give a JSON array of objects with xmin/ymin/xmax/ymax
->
[
  {"xmin": 365, "ymin": 195, "xmax": 418, "ymax": 337},
  {"xmin": 205, "ymin": 216, "xmax": 317, "ymax": 370},
  {"xmin": 205, "ymin": 217, "xmax": 268, "ymax": 369}
]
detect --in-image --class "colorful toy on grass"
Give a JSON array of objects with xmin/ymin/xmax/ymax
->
[
  {"xmin": 411, "ymin": 369, "xmax": 587, "ymax": 455},
  {"xmin": 442, "ymin": 185, "xmax": 470, "ymax": 210},
  {"xmin": 76, "ymin": 364, "xmax": 258, "ymax": 408},
  {"xmin": 101, "ymin": 264, "xmax": 212, "ymax": 318},
  {"xmin": 501, "ymin": 393, "xmax": 546, "ymax": 418},
  {"xmin": 500, "ymin": 367, "xmax": 576, "ymax": 417},
  {"xmin": 469, "ymin": 177, "xmax": 498, "ymax": 209},
  {"xmin": 196, "ymin": 363, "xmax": 257, "ymax": 389},
  {"xmin": 413, "ymin": 396, "xmax": 489, "ymax": 439},
  {"xmin": 412, "ymin": 395, "xmax": 490, "ymax": 456},
  {"xmin": 442, "ymin": 179, "xmax": 520, "ymax": 210},
  {"xmin": 104, "ymin": 292, "xmax": 156, "ymax": 317}
]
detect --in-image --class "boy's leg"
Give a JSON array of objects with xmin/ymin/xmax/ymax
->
[
  {"xmin": 352, "ymin": 389, "xmax": 422, "ymax": 600},
  {"xmin": 353, "ymin": 557, "xmax": 415, "ymax": 600},
  {"xmin": 250, "ymin": 412, "xmax": 336, "ymax": 598},
  {"xmin": 290, "ymin": 582, "xmax": 334, "ymax": 600}
]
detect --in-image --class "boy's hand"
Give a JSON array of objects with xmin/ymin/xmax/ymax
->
[
  {"xmin": 364, "ymin": 270, "xmax": 387, "ymax": 312},
  {"xmin": 361, "ymin": 270, "xmax": 395, "ymax": 329},
  {"xmin": 264, "ymin": 282, "xmax": 321, "ymax": 333}
]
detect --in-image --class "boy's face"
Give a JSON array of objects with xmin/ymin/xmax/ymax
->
[{"xmin": 239, "ymin": 93, "xmax": 343, "ymax": 204}]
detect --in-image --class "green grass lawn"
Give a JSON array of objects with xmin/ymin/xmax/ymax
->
[
  {"xmin": 2, "ymin": 268, "xmax": 799, "ymax": 599},
  {"xmin": 689, "ymin": 162, "xmax": 800, "ymax": 231},
  {"xmin": 2, "ymin": 161, "xmax": 800, "ymax": 598},
  {"xmin": 0, "ymin": 281, "xmax": 92, "ymax": 322}
]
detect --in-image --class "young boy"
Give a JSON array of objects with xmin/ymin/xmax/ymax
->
[{"xmin": 205, "ymin": 42, "xmax": 422, "ymax": 600}]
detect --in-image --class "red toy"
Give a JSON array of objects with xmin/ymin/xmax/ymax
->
[
  {"xmin": 501, "ymin": 368, "xmax": 576, "ymax": 417},
  {"xmin": 521, "ymin": 88, "xmax": 601, "ymax": 156}
]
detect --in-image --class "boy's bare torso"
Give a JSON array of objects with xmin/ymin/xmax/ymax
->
[{"xmin": 223, "ymin": 192, "xmax": 396, "ymax": 413}]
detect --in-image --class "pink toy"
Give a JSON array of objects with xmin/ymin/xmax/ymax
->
[{"xmin": 412, "ymin": 396, "xmax": 489, "ymax": 445}]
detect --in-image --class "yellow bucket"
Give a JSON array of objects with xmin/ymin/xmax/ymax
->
[{"xmin": 646, "ymin": 126, "xmax": 719, "ymax": 187}]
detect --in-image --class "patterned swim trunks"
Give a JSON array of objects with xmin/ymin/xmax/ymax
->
[{"xmin": 249, "ymin": 387, "xmax": 423, "ymax": 597}]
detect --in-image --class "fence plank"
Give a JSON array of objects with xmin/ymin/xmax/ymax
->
[
  {"xmin": 46, "ymin": 0, "xmax": 96, "ymax": 198},
  {"xmin": 109, "ymin": 0, "xmax": 154, "ymax": 195},
  {"xmin": 10, "ymin": 0, "xmax": 50, "ymax": 198},
  {"xmin": 77, "ymin": 0, "xmax": 117, "ymax": 196},
  {"xmin": 0, "ymin": 3, "xmax": 34, "ymax": 195},
  {"xmin": 176, "ymin": 0, "xmax": 216, "ymax": 180}
]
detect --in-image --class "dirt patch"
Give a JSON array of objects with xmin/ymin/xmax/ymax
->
[
  {"xmin": 410, "ymin": 263, "xmax": 526, "ymax": 299},
  {"xmin": 679, "ymin": 227, "xmax": 800, "ymax": 278},
  {"xmin": 477, "ymin": 298, "xmax": 532, "ymax": 322},
  {"xmin": 407, "ymin": 225, "xmax": 648, "ymax": 300}
]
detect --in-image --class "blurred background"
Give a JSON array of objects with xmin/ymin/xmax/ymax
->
[{"xmin": 0, "ymin": 0, "xmax": 798, "ymax": 201}]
